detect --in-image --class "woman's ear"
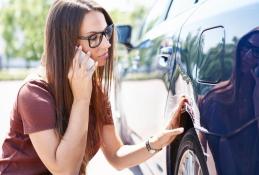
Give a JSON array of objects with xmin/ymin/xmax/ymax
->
[{"xmin": 76, "ymin": 40, "xmax": 81, "ymax": 47}]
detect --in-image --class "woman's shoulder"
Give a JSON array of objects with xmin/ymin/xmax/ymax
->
[
  {"xmin": 18, "ymin": 70, "xmax": 53, "ymax": 104},
  {"xmin": 21, "ymin": 67, "xmax": 50, "ymax": 94},
  {"xmin": 16, "ymin": 70, "xmax": 56, "ymax": 134}
]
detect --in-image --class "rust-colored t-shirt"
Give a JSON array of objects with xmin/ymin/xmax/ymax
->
[{"xmin": 0, "ymin": 79, "xmax": 113, "ymax": 175}]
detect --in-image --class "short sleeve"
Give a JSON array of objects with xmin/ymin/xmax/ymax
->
[{"xmin": 18, "ymin": 80, "xmax": 56, "ymax": 134}]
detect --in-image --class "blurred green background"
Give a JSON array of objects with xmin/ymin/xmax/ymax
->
[{"xmin": 0, "ymin": 0, "xmax": 154, "ymax": 80}]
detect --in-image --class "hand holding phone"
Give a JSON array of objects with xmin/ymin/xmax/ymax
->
[
  {"xmin": 68, "ymin": 46, "xmax": 97, "ymax": 102},
  {"xmin": 75, "ymin": 46, "xmax": 97, "ymax": 78}
]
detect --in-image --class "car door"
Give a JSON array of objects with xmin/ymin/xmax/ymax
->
[
  {"xmin": 169, "ymin": 0, "xmax": 259, "ymax": 174},
  {"xmin": 119, "ymin": 0, "xmax": 205, "ymax": 174},
  {"xmin": 119, "ymin": 1, "xmax": 173, "ymax": 174}
]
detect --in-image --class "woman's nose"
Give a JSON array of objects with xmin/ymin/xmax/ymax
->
[{"xmin": 100, "ymin": 35, "xmax": 111, "ymax": 49}]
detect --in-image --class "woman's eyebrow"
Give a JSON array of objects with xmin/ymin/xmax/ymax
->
[
  {"xmin": 85, "ymin": 26, "xmax": 108, "ymax": 35},
  {"xmin": 85, "ymin": 31, "xmax": 98, "ymax": 36},
  {"xmin": 80, "ymin": 31, "xmax": 98, "ymax": 37}
]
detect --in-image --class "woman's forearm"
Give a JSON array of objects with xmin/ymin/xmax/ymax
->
[
  {"xmin": 110, "ymin": 128, "xmax": 183, "ymax": 170},
  {"xmin": 112, "ymin": 138, "xmax": 160, "ymax": 170},
  {"xmin": 102, "ymin": 98, "xmax": 186, "ymax": 171},
  {"xmin": 54, "ymin": 100, "xmax": 89, "ymax": 173}
]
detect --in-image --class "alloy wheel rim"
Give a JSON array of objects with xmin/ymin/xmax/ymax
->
[{"xmin": 177, "ymin": 149, "xmax": 203, "ymax": 175}]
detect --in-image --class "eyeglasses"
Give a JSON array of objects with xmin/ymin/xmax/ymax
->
[
  {"xmin": 78, "ymin": 24, "xmax": 114, "ymax": 48},
  {"xmin": 242, "ymin": 41, "xmax": 259, "ymax": 58}
]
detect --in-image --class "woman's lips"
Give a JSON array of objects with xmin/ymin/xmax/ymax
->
[{"xmin": 99, "ymin": 52, "xmax": 109, "ymax": 59}]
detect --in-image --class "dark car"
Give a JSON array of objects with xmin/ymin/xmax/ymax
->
[{"xmin": 115, "ymin": 0, "xmax": 259, "ymax": 174}]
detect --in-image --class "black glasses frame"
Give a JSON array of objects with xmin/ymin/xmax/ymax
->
[
  {"xmin": 78, "ymin": 24, "xmax": 114, "ymax": 48},
  {"xmin": 243, "ymin": 41, "xmax": 259, "ymax": 58}
]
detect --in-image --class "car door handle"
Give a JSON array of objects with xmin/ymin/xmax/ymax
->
[
  {"xmin": 157, "ymin": 46, "xmax": 173, "ymax": 69},
  {"xmin": 159, "ymin": 46, "xmax": 173, "ymax": 62}
]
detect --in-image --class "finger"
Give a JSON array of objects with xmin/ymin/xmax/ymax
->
[
  {"xmin": 88, "ymin": 61, "xmax": 98, "ymax": 78},
  {"xmin": 75, "ymin": 45, "xmax": 82, "ymax": 69},
  {"xmin": 176, "ymin": 97, "xmax": 189, "ymax": 114},
  {"xmin": 86, "ymin": 51, "xmax": 91, "ymax": 57},
  {"xmin": 251, "ymin": 68, "xmax": 257, "ymax": 79},
  {"xmin": 166, "ymin": 127, "xmax": 184, "ymax": 135},
  {"xmin": 168, "ymin": 98, "xmax": 188, "ymax": 128},
  {"xmin": 254, "ymin": 66, "xmax": 259, "ymax": 79},
  {"xmin": 179, "ymin": 96, "xmax": 188, "ymax": 106}
]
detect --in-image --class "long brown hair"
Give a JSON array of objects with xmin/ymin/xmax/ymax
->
[{"xmin": 44, "ymin": 0, "xmax": 114, "ymax": 173}]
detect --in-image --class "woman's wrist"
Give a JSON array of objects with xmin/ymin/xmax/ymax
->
[
  {"xmin": 73, "ymin": 98, "xmax": 91, "ymax": 106},
  {"xmin": 145, "ymin": 136, "xmax": 162, "ymax": 154}
]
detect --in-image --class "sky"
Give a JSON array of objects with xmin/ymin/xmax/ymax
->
[
  {"xmin": 95, "ymin": 0, "xmax": 155, "ymax": 11},
  {"xmin": 0, "ymin": 0, "xmax": 155, "ymax": 10}
]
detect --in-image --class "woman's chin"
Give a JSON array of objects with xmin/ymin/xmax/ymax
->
[{"xmin": 97, "ymin": 60, "xmax": 106, "ymax": 67}]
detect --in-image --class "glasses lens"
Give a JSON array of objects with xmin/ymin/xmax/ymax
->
[
  {"xmin": 89, "ymin": 33, "xmax": 102, "ymax": 48},
  {"xmin": 252, "ymin": 47, "xmax": 259, "ymax": 58},
  {"xmin": 242, "ymin": 42, "xmax": 251, "ymax": 51},
  {"xmin": 104, "ymin": 25, "xmax": 114, "ymax": 40}
]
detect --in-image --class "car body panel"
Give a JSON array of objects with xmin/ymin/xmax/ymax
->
[
  {"xmin": 175, "ymin": 0, "xmax": 259, "ymax": 174},
  {"xmin": 116, "ymin": 0, "xmax": 259, "ymax": 174}
]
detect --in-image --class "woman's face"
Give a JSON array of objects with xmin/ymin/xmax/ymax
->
[
  {"xmin": 240, "ymin": 33, "xmax": 259, "ymax": 73},
  {"xmin": 78, "ymin": 11, "xmax": 111, "ymax": 67}
]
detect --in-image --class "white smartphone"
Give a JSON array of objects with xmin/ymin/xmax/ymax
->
[
  {"xmin": 254, "ymin": 65, "xmax": 259, "ymax": 77},
  {"xmin": 79, "ymin": 49, "xmax": 95, "ymax": 71}
]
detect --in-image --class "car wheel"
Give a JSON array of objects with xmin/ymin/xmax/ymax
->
[{"xmin": 174, "ymin": 128, "xmax": 209, "ymax": 175}]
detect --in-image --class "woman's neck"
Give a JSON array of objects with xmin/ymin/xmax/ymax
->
[{"xmin": 37, "ymin": 65, "xmax": 48, "ymax": 83}]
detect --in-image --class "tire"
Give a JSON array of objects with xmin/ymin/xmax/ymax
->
[{"xmin": 174, "ymin": 128, "xmax": 209, "ymax": 175}]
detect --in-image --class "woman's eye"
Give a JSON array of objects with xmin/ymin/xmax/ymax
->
[{"xmin": 89, "ymin": 34, "xmax": 98, "ymax": 41}]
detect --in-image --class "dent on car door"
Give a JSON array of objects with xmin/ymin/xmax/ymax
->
[
  {"xmin": 161, "ymin": 1, "xmax": 212, "ymax": 175},
  {"xmin": 175, "ymin": 0, "xmax": 259, "ymax": 174},
  {"xmin": 164, "ymin": 0, "xmax": 208, "ymax": 127}
]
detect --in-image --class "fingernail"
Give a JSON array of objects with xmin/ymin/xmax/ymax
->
[
  {"xmin": 178, "ymin": 127, "xmax": 184, "ymax": 133},
  {"xmin": 87, "ymin": 51, "xmax": 91, "ymax": 56}
]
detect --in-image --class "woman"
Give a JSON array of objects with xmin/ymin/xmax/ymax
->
[
  {"xmin": 199, "ymin": 27, "xmax": 259, "ymax": 174},
  {"xmin": 0, "ymin": 0, "xmax": 187, "ymax": 174}
]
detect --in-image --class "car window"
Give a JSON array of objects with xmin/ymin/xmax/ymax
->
[
  {"xmin": 140, "ymin": 0, "xmax": 172, "ymax": 37},
  {"xmin": 197, "ymin": 27, "xmax": 225, "ymax": 84},
  {"xmin": 167, "ymin": 0, "xmax": 196, "ymax": 18}
]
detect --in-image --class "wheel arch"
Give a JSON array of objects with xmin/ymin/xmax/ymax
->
[{"xmin": 166, "ymin": 111, "xmax": 194, "ymax": 175}]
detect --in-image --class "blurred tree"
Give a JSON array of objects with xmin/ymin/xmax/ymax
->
[
  {"xmin": 110, "ymin": 3, "xmax": 147, "ymax": 42},
  {"xmin": 0, "ymin": 0, "xmax": 149, "ymax": 69},
  {"xmin": 0, "ymin": 0, "xmax": 51, "ymax": 68},
  {"xmin": 109, "ymin": 3, "xmax": 149, "ymax": 70}
]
